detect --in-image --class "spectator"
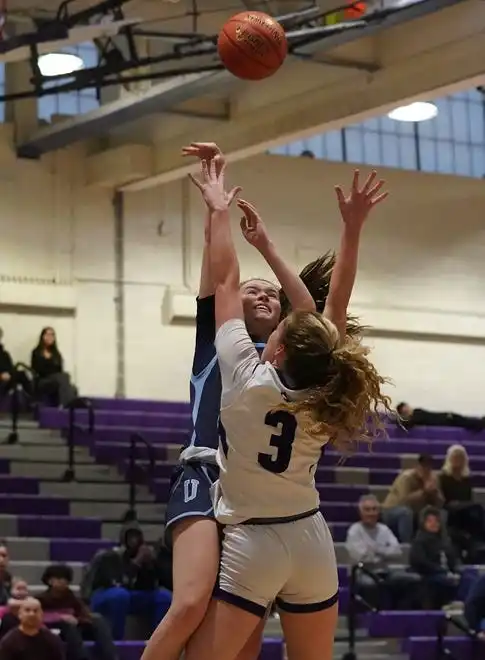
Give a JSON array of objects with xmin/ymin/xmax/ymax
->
[
  {"xmin": 82, "ymin": 522, "xmax": 172, "ymax": 640},
  {"xmin": 0, "ymin": 578, "xmax": 87, "ymax": 660},
  {"xmin": 409, "ymin": 506, "xmax": 475, "ymax": 609},
  {"xmin": 39, "ymin": 564, "xmax": 117, "ymax": 660},
  {"xmin": 439, "ymin": 444, "xmax": 485, "ymax": 557},
  {"xmin": 346, "ymin": 494, "xmax": 422, "ymax": 609},
  {"xmin": 397, "ymin": 402, "xmax": 485, "ymax": 432},
  {"xmin": 0, "ymin": 597, "xmax": 64, "ymax": 660},
  {"xmin": 464, "ymin": 573, "xmax": 485, "ymax": 637},
  {"xmin": 382, "ymin": 454, "xmax": 444, "ymax": 542},
  {"xmin": 0, "ymin": 331, "xmax": 32, "ymax": 399},
  {"xmin": 31, "ymin": 327, "xmax": 77, "ymax": 407},
  {"xmin": 0, "ymin": 541, "xmax": 13, "ymax": 606}
]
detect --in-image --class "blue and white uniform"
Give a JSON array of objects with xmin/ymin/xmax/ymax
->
[
  {"xmin": 212, "ymin": 318, "xmax": 339, "ymax": 617},
  {"xmin": 164, "ymin": 296, "xmax": 265, "ymax": 541}
]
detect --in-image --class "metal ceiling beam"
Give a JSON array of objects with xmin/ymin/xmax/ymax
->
[{"xmin": 17, "ymin": 0, "xmax": 466, "ymax": 158}]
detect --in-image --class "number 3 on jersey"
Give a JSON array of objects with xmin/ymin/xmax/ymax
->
[{"xmin": 258, "ymin": 410, "xmax": 297, "ymax": 474}]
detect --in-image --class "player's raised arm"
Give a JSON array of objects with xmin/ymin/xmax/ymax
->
[
  {"xmin": 181, "ymin": 142, "xmax": 227, "ymax": 298},
  {"xmin": 237, "ymin": 199, "xmax": 315, "ymax": 314},
  {"xmin": 188, "ymin": 160, "xmax": 242, "ymax": 331},
  {"xmin": 324, "ymin": 169, "xmax": 388, "ymax": 340}
]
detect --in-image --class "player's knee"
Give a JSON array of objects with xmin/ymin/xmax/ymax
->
[{"xmin": 168, "ymin": 590, "xmax": 212, "ymax": 632}]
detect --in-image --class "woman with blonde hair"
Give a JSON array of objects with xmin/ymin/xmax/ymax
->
[
  {"xmin": 439, "ymin": 444, "xmax": 485, "ymax": 553},
  {"xmin": 180, "ymin": 158, "xmax": 390, "ymax": 660}
]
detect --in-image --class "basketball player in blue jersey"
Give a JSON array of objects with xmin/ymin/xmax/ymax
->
[
  {"xmin": 182, "ymin": 158, "xmax": 391, "ymax": 660},
  {"xmin": 142, "ymin": 144, "xmax": 384, "ymax": 660}
]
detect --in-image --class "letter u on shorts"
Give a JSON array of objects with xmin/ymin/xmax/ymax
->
[{"xmin": 215, "ymin": 512, "xmax": 339, "ymax": 617}]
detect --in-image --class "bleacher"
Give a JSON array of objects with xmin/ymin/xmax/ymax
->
[{"xmin": 0, "ymin": 397, "xmax": 484, "ymax": 659}]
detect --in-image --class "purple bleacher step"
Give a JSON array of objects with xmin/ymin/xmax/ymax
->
[
  {"xmin": 387, "ymin": 424, "xmax": 485, "ymax": 442},
  {"xmin": 368, "ymin": 611, "xmax": 443, "ymax": 638},
  {"xmin": 93, "ymin": 443, "xmax": 168, "ymax": 465},
  {"xmin": 85, "ymin": 433, "xmax": 485, "ymax": 457},
  {"xmin": 39, "ymin": 408, "xmax": 190, "ymax": 431},
  {"xmin": 85, "ymin": 638, "xmax": 284, "ymax": 660},
  {"xmin": 0, "ymin": 475, "xmax": 39, "ymax": 494},
  {"xmin": 50, "ymin": 538, "xmax": 114, "ymax": 562},
  {"xmin": 74, "ymin": 427, "xmax": 188, "ymax": 445},
  {"xmin": 17, "ymin": 515, "xmax": 102, "ymax": 539},
  {"xmin": 402, "ymin": 636, "xmax": 475, "ymax": 660},
  {"xmin": 0, "ymin": 494, "xmax": 69, "ymax": 515},
  {"xmin": 91, "ymin": 398, "xmax": 190, "ymax": 414}
]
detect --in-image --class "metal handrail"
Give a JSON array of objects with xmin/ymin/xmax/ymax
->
[
  {"xmin": 122, "ymin": 432, "xmax": 156, "ymax": 522},
  {"xmin": 436, "ymin": 613, "xmax": 479, "ymax": 660},
  {"xmin": 342, "ymin": 563, "xmax": 384, "ymax": 660},
  {"xmin": 63, "ymin": 397, "xmax": 95, "ymax": 481}
]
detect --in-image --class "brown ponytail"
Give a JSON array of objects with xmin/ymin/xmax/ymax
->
[{"xmin": 277, "ymin": 311, "xmax": 392, "ymax": 453}]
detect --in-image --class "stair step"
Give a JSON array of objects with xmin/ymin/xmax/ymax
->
[{"xmin": 41, "ymin": 482, "xmax": 154, "ymax": 502}]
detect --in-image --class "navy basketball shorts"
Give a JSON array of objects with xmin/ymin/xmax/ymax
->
[{"xmin": 164, "ymin": 461, "xmax": 220, "ymax": 546}]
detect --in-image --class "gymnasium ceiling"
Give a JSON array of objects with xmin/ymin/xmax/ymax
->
[{"xmin": 4, "ymin": 0, "xmax": 485, "ymax": 190}]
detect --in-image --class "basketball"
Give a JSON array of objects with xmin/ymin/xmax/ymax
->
[{"xmin": 217, "ymin": 11, "xmax": 287, "ymax": 81}]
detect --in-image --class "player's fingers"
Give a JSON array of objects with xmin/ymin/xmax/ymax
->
[
  {"xmin": 190, "ymin": 141, "xmax": 220, "ymax": 152},
  {"xmin": 370, "ymin": 191, "xmax": 389, "ymax": 206},
  {"xmin": 227, "ymin": 186, "xmax": 242, "ymax": 204},
  {"xmin": 351, "ymin": 169, "xmax": 359, "ymax": 193},
  {"xmin": 362, "ymin": 170, "xmax": 377, "ymax": 194},
  {"xmin": 367, "ymin": 179, "xmax": 385, "ymax": 198},
  {"xmin": 200, "ymin": 159, "xmax": 210, "ymax": 180},
  {"xmin": 334, "ymin": 185, "xmax": 346, "ymax": 206}
]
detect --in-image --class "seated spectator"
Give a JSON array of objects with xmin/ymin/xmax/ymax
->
[
  {"xmin": 82, "ymin": 522, "xmax": 172, "ymax": 640},
  {"xmin": 0, "ymin": 598, "xmax": 64, "ymax": 660},
  {"xmin": 39, "ymin": 563, "xmax": 118, "ymax": 660},
  {"xmin": 346, "ymin": 494, "xmax": 422, "ymax": 609},
  {"xmin": 0, "ymin": 541, "xmax": 13, "ymax": 606},
  {"xmin": 0, "ymin": 579, "xmax": 87, "ymax": 660},
  {"xmin": 0, "ymin": 330, "xmax": 32, "ymax": 399},
  {"xmin": 409, "ymin": 506, "xmax": 475, "ymax": 609},
  {"xmin": 439, "ymin": 444, "xmax": 485, "ymax": 558},
  {"xmin": 382, "ymin": 454, "xmax": 444, "ymax": 542},
  {"xmin": 31, "ymin": 327, "xmax": 77, "ymax": 407},
  {"xmin": 464, "ymin": 573, "xmax": 485, "ymax": 637},
  {"xmin": 397, "ymin": 402, "xmax": 485, "ymax": 432}
]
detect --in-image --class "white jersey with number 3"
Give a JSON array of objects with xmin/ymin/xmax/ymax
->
[{"xmin": 213, "ymin": 318, "xmax": 328, "ymax": 525}]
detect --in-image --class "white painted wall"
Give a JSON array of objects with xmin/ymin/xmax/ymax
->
[{"xmin": 0, "ymin": 134, "xmax": 484, "ymax": 413}]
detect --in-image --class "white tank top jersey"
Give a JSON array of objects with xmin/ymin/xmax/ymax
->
[{"xmin": 212, "ymin": 318, "xmax": 328, "ymax": 525}]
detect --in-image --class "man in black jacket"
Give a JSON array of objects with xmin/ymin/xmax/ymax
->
[{"xmin": 81, "ymin": 522, "xmax": 172, "ymax": 640}]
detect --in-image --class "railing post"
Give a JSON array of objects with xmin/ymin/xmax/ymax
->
[
  {"xmin": 6, "ymin": 379, "xmax": 19, "ymax": 445},
  {"xmin": 64, "ymin": 404, "xmax": 76, "ymax": 482},
  {"xmin": 124, "ymin": 434, "xmax": 137, "ymax": 522},
  {"xmin": 62, "ymin": 397, "xmax": 95, "ymax": 482},
  {"xmin": 342, "ymin": 564, "xmax": 358, "ymax": 660}
]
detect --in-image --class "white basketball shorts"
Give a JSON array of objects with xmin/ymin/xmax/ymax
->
[{"xmin": 215, "ymin": 511, "xmax": 339, "ymax": 617}]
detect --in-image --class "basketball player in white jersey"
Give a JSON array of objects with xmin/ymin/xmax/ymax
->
[{"xmin": 181, "ymin": 159, "xmax": 391, "ymax": 660}]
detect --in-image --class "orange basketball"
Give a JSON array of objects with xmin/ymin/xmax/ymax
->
[{"xmin": 217, "ymin": 11, "xmax": 287, "ymax": 81}]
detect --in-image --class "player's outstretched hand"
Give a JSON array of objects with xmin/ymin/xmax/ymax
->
[
  {"xmin": 238, "ymin": 199, "xmax": 271, "ymax": 252},
  {"xmin": 189, "ymin": 159, "xmax": 241, "ymax": 212},
  {"xmin": 335, "ymin": 169, "xmax": 388, "ymax": 230},
  {"xmin": 182, "ymin": 142, "xmax": 225, "ymax": 176}
]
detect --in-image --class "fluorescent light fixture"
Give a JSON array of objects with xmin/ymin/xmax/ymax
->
[
  {"xmin": 38, "ymin": 52, "xmax": 84, "ymax": 77},
  {"xmin": 388, "ymin": 102, "xmax": 438, "ymax": 122}
]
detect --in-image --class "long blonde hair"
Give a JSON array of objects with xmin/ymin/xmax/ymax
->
[
  {"xmin": 442, "ymin": 444, "xmax": 470, "ymax": 477},
  {"xmin": 277, "ymin": 310, "xmax": 391, "ymax": 453}
]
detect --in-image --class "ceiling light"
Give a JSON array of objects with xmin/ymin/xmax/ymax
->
[
  {"xmin": 387, "ymin": 102, "xmax": 438, "ymax": 122},
  {"xmin": 38, "ymin": 52, "xmax": 84, "ymax": 77}
]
